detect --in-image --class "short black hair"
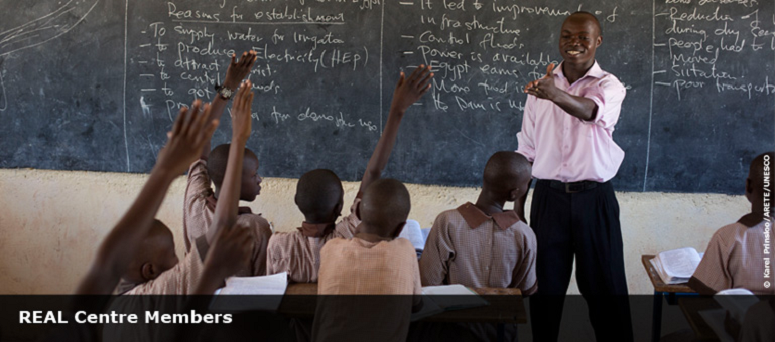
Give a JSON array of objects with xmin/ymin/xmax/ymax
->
[
  {"xmin": 483, "ymin": 151, "xmax": 531, "ymax": 193},
  {"xmin": 295, "ymin": 169, "xmax": 344, "ymax": 220},
  {"xmin": 207, "ymin": 144, "xmax": 258, "ymax": 187},
  {"xmin": 360, "ymin": 178, "xmax": 411, "ymax": 237},
  {"xmin": 569, "ymin": 11, "xmax": 602, "ymax": 36},
  {"xmin": 749, "ymin": 152, "xmax": 774, "ymax": 195}
]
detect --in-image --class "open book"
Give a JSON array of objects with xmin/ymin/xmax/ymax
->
[
  {"xmin": 398, "ymin": 220, "xmax": 425, "ymax": 259},
  {"xmin": 649, "ymin": 247, "xmax": 703, "ymax": 284},
  {"xmin": 410, "ymin": 284, "xmax": 489, "ymax": 321},
  {"xmin": 209, "ymin": 272, "xmax": 288, "ymax": 312},
  {"xmin": 714, "ymin": 288, "xmax": 759, "ymax": 323}
]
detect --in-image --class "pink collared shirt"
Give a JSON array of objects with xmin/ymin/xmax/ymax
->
[{"xmin": 516, "ymin": 61, "xmax": 626, "ymax": 183}]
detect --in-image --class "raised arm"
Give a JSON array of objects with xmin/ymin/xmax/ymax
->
[
  {"xmin": 200, "ymin": 51, "xmax": 257, "ymax": 160},
  {"xmin": 358, "ymin": 66, "xmax": 433, "ymax": 194},
  {"xmin": 206, "ymin": 80, "xmax": 255, "ymax": 244},
  {"xmin": 524, "ymin": 64, "xmax": 598, "ymax": 121},
  {"xmin": 76, "ymin": 100, "xmax": 218, "ymax": 295}
]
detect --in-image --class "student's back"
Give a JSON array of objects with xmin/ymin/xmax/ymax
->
[
  {"xmin": 420, "ymin": 151, "xmax": 537, "ymax": 294},
  {"xmin": 313, "ymin": 178, "xmax": 421, "ymax": 342},
  {"xmin": 690, "ymin": 151, "xmax": 775, "ymax": 295}
]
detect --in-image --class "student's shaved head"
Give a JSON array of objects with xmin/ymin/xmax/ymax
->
[
  {"xmin": 567, "ymin": 11, "xmax": 602, "ymax": 36},
  {"xmin": 360, "ymin": 178, "xmax": 411, "ymax": 238},
  {"xmin": 483, "ymin": 152, "xmax": 532, "ymax": 195},
  {"xmin": 126, "ymin": 219, "xmax": 178, "ymax": 283},
  {"xmin": 748, "ymin": 152, "xmax": 774, "ymax": 196},
  {"xmin": 208, "ymin": 144, "xmax": 259, "ymax": 187},
  {"xmin": 295, "ymin": 169, "xmax": 344, "ymax": 221}
]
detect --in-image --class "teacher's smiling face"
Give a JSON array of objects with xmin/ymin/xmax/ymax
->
[{"xmin": 559, "ymin": 13, "xmax": 602, "ymax": 70}]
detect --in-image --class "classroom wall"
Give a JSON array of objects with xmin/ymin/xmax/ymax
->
[{"xmin": 0, "ymin": 168, "xmax": 749, "ymax": 295}]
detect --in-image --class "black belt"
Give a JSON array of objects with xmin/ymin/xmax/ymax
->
[{"xmin": 539, "ymin": 179, "xmax": 600, "ymax": 194}]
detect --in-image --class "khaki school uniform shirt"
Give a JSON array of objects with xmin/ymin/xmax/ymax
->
[
  {"xmin": 419, "ymin": 202, "xmax": 538, "ymax": 295},
  {"xmin": 123, "ymin": 245, "xmax": 204, "ymax": 295},
  {"xmin": 692, "ymin": 221, "xmax": 774, "ymax": 295},
  {"xmin": 265, "ymin": 198, "xmax": 361, "ymax": 283},
  {"xmin": 313, "ymin": 237, "xmax": 421, "ymax": 342},
  {"xmin": 183, "ymin": 159, "xmax": 272, "ymax": 276}
]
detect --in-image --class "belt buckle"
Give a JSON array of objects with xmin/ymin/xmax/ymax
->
[{"xmin": 565, "ymin": 183, "xmax": 582, "ymax": 194}]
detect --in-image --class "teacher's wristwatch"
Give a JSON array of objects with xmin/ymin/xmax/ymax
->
[{"xmin": 215, "ymin": 84, "xmax": 234, "ymax": 100}]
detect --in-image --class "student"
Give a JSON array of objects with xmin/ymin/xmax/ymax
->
[
  {"xmin": 120, "ymin": 82, "xmax": 259, "ymax": 295},
  {"xmin": 689, "ymin": 151, "xmax": 775, "ymax": 295},
  {"xmin": 313, "ymin": 178, "xmax": 422, "ymax": 342},
  {"xmin": 419, "ymin": 151, "xmax": 537, "ymax": 294},
  {"xmin": 44, "ymin": 99, "xmax": 217, "ymax": 342},
  {"xmin": 182, "ymin": 51, "xmax": 273, "ymax": 277},
  {"xmin": 266, "ymin": 65, "xmax": 433, "ymax": 283},
  {"xmin": 76, "ymin": 99, "xmax": 218, "ymax": 296}
]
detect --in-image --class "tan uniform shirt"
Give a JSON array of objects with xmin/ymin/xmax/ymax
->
[
  {"xmin": 265, "ymin": 199, "xmax": 361, "ymax": 283},
  {"xmin": 692, "ymin": 221, "xmax": 774, "ymax": 295},
  {"xmin": 313, "ymin": 237, "xmax": 422, "ymax": 342},
  {"xmin": 183, "ymin": 159, "xmax": 272, "ymax": 276},
  {"xmin": 419, "ymin": 202, "xmax": 538, "ymax": 295},
  {"xmin": 124, "ymin": 246, "xmax": 204, "ymax": 295}
]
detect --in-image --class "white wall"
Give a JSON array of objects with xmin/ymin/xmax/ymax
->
[{"xmin": 0, "ymin": 168, "xmax": 748, "ymax": 294}]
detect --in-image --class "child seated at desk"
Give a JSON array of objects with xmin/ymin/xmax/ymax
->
[
  {"xmin": 313, "ymin": 178, "xmax": 422, "ymax": 342},
  {"xmin": 689, "ymin": 152, "xmax": 774, "ymax": 295},
  {"xmin": 419, "ymin": 151, "xmax": 537, "ymax": 295}
]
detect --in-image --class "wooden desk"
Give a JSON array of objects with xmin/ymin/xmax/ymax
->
[
  {"xmin": 678, "ymin": 297, "xmax": 722, "ymax": 342},
  {"xmin": 279, "ymin": 284, "xmax": 525, "ymax": 323},
  {"xmin": 278, "ymin": 284, "xmax": 526, "ymax": 341},
  {"xmin": 642, "ymin": 255, "xmax": 698, "ymax": 342}
]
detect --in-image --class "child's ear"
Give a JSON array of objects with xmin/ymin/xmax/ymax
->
[
  {"xmin": 140, "ymin": 263, "xmax": 157, "ymax": 281},
  {"xmin": 745, "ymin": 177, "xmax": 754, "ymax": 202},
  {"xmin": 393, "ymin": 221, "xmax": 406, "ymax": 239},
  {"xmin": 334, "ymin": 199, "xmax": 344, "ymax": 220},
  {"xmin": 507, "ymin": 188, "xmax": 520, "ymax": 202}
]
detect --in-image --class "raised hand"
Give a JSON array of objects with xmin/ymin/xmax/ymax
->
[
  {"xmin": 203, "ymin": 222, "xmax": 256, "ymax": 283},
  {"xmin": 390, "ymin": 65, "xmax": 433, "ymax": 114},
  {"xmin": 524, "ymin": 63, "xmax": 558, "ymax": 100},
  {"xmin": 156, "ymin": 100, "xmax": 219, "ymax": 175},
  {"xmin": 230, "ymin": 80, "xmax": 254, "ymax": 142},
  {"xmin": 223, "ymin": 51, "xmax": 257, "ymax": 90}
]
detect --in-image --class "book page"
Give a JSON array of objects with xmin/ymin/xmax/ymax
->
[
  {"xmin": 209, "ymin": 272, "xmax": 288, "ymax": 312},
  {"xmin": 421, "ymin": 285, "xmax": 489, "ymax": 310},
  {"xmin": 659, "ymin": 247, "xmax": 701, "ymax": 278},
  {"xmin": 398, "ymin": 219, "xmax": 425, "ymax": 251},
  {"xmin": 218, "ymin": 272, "xmax": 288, "ymax": 295}
]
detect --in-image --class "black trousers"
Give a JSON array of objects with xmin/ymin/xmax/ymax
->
[{"xmin": 528, "ymin": 180, "xmax": 633, "ymax": 342}]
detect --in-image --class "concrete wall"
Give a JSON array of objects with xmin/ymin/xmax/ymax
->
[{"xmin": 0, "ymin": 168, "xmax": 748, "ymax": 294}]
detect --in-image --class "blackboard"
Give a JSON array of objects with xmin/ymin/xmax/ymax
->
[{"xmin": 0, "ymin": 0, "xmax": 773, "ymax": 193}]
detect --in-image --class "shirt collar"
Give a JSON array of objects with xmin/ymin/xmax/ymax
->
[
  {"xmin": 297, "ymin": 222, "xmax": 336, "ymax": 238},
  {"xmin": 554, "ymin": 61, "xmax": 605, "ymax": 80},
  {"xmin": 456, "ymin": 202, "xmax": 520, "ymax": 230},
  {"xmin": 205, "ymin": 194, "xmax": 254, "ymax": 215}
]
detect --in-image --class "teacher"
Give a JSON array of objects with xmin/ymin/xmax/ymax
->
[{"xmin": 516, "ymin": 11, "xmax": 633, "ymax": 342}]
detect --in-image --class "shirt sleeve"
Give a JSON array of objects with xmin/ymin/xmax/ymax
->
[
  {"xmin": 510, "ymin": 227, "xmax": 538, "ymax": 295},
  {"xmin": 692, "ymin": 230, "xmax": 733, "ymax": 293},
  {"xmin": 265, "ymin": 234, "xmax": 284, "ymax": 276},
  {"xmin": 418, "ymin": 213, "xmax": 454, "ymax": 286},
  {"xmin": 334, "ymin": 198, "xmax": 362, "ymax": 239},
  {"xmin": 580, "ymin": 76, "xmax": 626, "ymax": 129},
  {"xmin": 183, "ymin": 159, "xmax": 213, "ymax": 252},
  {"xmin": 124, "ymin": 247, "xmax": 203, "ymax": 295},
  {"xmin": 515, "ymin": 96, "xmax": 536, "ymax": 162}
]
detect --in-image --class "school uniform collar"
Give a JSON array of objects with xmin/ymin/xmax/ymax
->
[
  {"xmin": 205, "ymin": 194, "xmax": 254, "ymax": 215},
  {"xmin": 554, "ymin": 61, "xmax": 605, "ymax": 80},
  {"xmin": 456, "ymin": 202, "xmax": 520, "ymax": 231},
  {"xmin": 297, "ymin": 222, "xmax": 336, "ymax": 238}
]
